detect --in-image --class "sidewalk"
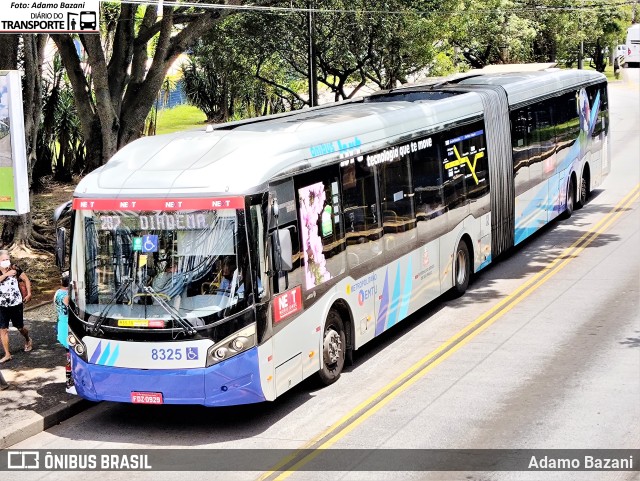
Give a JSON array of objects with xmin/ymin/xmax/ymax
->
[{"xmin": 0, "ymin": 303, "xmax": 93, "ymax": 449}]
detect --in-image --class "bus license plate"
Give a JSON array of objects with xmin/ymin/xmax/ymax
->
[{"xmin": 131, "ymin": 392, "xmax": 163, "ymax": 404}]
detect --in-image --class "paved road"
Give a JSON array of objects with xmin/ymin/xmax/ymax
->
[{"xmin": 7, "ymin": 79, "xmax": 639, "ymax": 481}]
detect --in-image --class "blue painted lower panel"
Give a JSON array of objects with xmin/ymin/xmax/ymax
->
[{"xmin": 70, "ymin": 347, "xmax": 265, "ymax": 407}]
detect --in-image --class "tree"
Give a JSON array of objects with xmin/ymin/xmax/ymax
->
[
  {"xmin": 584, "ymin": 5, "xmax": 631, "ymax": 72},
  {"xmin": 51, "ymin": 1, "xmax": 261, "ymax": 172},
  {"xmin": 181, "ymin": 21, "xmax": 287, "ymax": 123},
  {"xmin": 0, "ymin": 34, "xmax": 48, "ymax": 249},
  {"xmin": 450, "ymin": 0, "xmax": 537, "ymax": 68},
  {"xmin": 234, "ymin": 0, "xmax": 456, "ymax": 104}
]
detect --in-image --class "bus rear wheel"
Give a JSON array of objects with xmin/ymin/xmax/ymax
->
[
  {"xmin": 561, "ymin": 178, "xmax": 575, "ymax": 219},
  {"xmin": 317, "ymin": 310, "xmax": 346, "ymax": 386},
  {"xmin": 577, "ymin": 172, "xmax": 590, "ymax": 208},
  {"xmin": 452, "ymin": 240, "xmax": 471, "ymax": 298}
]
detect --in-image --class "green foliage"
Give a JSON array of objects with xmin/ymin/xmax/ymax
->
[
  {"xmin": 182, "ymin": 18, "xmax": 294, "ymax": 122},
  {"xmin": 155, "ymin": 105, "xmax": 207, "ymax": 135},
  {"xmin": 37, "ymin": 54, "xmax": 86, "ymax": 181}
]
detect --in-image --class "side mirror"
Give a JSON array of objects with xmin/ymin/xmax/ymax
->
[
  {"xmin": 53, "ymin": 200, "xmax": 72, "ymax": 222},
  {"xmin": 271, "ymin": 228, "xmax": 292, "ymax": 272},
  {"xmin": 55, "ymin": 227, "xmax": 66, "ymax": 269},
  {"xmin": 278, "ymin": 229, "xmax": 293, "ymax": 272}
]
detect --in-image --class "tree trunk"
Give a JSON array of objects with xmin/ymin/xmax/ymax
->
[
  {"xmin": 53, "ymin": 4, "xmax": 231, "ymax": 171},
  {"xmin": 592, "ymin": 39, "xmax": 607, "ymax": 72},
  {"xmin": 0, "ymin": 36, "xmax": 18, "ymax": 69},
  {"xmin": 0, "ymin": 35, "xmax": 37, "ymax": 249},
  {"xmin": 22, "ymin": 34, "xmax": 47, "ymax": 190}
]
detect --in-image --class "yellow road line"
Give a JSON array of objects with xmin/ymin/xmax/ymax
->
[{"xmin": 260, "ymin": 184, "xmax": 640, "ymax": 480}]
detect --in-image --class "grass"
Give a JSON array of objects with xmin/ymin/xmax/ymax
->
[
  {"xmin": 155, "ymin": 104, "xmax": 207, "ymax": 135},
  {"xmin": 582, "ymin": 63, "xmax": 616, "ymax": 82}
]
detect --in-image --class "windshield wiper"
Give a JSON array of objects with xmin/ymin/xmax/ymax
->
[
  {"xmin": 144, "ymin": 286, "xmax": 196, "ymax": 336},
  {"xmin": 91, "ymin": 277, "xmax": 132, "ymax": 335}
]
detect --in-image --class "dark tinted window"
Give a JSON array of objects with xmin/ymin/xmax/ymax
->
[
  {"xmin": 340, "ymin": 158, "xmax": 382, "ymax": 266},
  {"xmin": 411, "ymin": 134, "xmax": 444, "ymax": 221},
  {"xmin": 378, "ymin": 150, "xmax": 416, "ymax": 238},
  {"xmin": 526, "ymin": 100, "xmax": 555, "ymax": 180},
  {"xmin": 461, "ymin": 124, "xmax": 490, "ymax": 200},
  {"xmin": 555, "ymin": 90, "xmax": 580, "ymax": 149},
  {"xmin": 511, "ymin": 107, "xmax": 529, "ymax": 193}
]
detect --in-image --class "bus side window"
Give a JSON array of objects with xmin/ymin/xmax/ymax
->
[
  {"xmin": 411, "ymin": 134, "xmax": 445, "ymax": 243},
  {"xmin": 249, "ymin": 204, "xmax": 269, "ymax": 300},
  {"xmin": 588, "ymin": 83, "xmax": 605, "ymax": 139},
  {"xmin": 442, "ymin": 126, "xmax": 469, "ymax": 223},
  {"xmin": 511, "ymin": 107, "xmax": 530, "ymax": 196},
  {"xmin": 340, "ymin": 159, "xmax": 383, "ymax": 268},
  {"xmin": 557, "ymin": 90, "xmax": 580, "ymax": 150},
  {"xmin": 527, "ymin": 100, "xmax": 555, "ymax": 182},
  {"xmin": 462, "ymin": 122, "xmax": 490, "ymax": 204},
  {"xmin": 378, "ymin": 148, "xmax": 416, "ymax": 248}
]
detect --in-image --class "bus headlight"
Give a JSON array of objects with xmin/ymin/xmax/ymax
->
[
  {"xmin": 206, "ymin": 323, "xmax": 256, "ymax": 367},
  {"xmin": 68, "ymin": 328, "xmax": 88, "ymax": 361}
]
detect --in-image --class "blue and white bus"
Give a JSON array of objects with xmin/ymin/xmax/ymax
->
[{"xmin": 56, "ymin": 68, "xmax": 609, "ymax": 406}]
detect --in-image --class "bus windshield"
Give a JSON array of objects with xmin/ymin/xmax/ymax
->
[{"xmin": 70, "ymin": 198, "xmax": 250, "ymax": 328}]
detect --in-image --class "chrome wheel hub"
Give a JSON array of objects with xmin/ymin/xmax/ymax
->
[
  {"xmin": 323, "ymin": 328, "xmax": 342, "ymax": 365},
  {"xmin": 456, "ymin": 250, "xmax": 467, "ymax": 285}
]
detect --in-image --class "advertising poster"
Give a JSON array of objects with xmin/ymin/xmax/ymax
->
[
  {"xmin": 0, "ymin": 74, "xmax": 15, "ymax": 210},
  {"xmin": 0, "ymin": 70, "xmax": 29, "ymax": 215}
]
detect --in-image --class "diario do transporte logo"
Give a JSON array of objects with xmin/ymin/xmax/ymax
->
[{"xmin": 1, "ymin": 1, "xmax": 99, "ymax": 33}]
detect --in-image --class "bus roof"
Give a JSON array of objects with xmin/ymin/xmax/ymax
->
[{"xmin": 75, "ymin": 68, "xmax": 604, "ymax": 199}]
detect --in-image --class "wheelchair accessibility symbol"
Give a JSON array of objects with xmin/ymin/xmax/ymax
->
[
  {"xmin": 186, "ymin": 347, "xmax": 199, "ymax": 360},
  {"xmin": 141, "ymin": 235, "xmax": 158, "ymax": 253}
]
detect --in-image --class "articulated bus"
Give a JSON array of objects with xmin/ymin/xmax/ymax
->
[{"xmin": 55, "ymin": 68, "xmax": 609, "ymax": 406}]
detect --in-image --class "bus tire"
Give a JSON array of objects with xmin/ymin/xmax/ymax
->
[
  {"xmin": 561, "ymin": 178, "xmax": 575, "ymax": 219},
  {"xmin": 451, "ymin": 240, "xmax": 471, "ymax": 298},
  {"xmin": 577, "ymin": 170, "xmax": 590, "ymax": 208},
  {"xmin": 317, "ymin": 310, "xmax": 346, "ymax": 386}
]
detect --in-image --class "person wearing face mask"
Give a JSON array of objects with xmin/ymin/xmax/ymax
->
[{"xmin": 0, "ymin": 249, "xmax": 32, "ymax": 363}]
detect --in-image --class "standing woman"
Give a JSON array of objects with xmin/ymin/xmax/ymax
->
[{"xmin": 0, "ymin": 249, "xmax": 32, "ymax": 363}]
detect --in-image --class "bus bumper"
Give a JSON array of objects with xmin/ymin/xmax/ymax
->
[{"xmin": 69, "ymin": 347, "xmax": 265, "ymax": 406}]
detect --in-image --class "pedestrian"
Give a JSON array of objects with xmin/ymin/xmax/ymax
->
[
  {"xmin": 54, "ymin": 272, "xmax": 72, "ymax": 389},
  {"xmin": 0, "ymin": 249, "xmax": 32, "ymax": 363},
  {"xmin": 54, "ymin": 272, "xmax": 69, "ymax": 348},
  {"xmin": 0, "ymin": 369, "xmax": 9, "ymax": 390}
]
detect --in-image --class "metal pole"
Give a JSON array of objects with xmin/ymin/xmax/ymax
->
[
  {"xmin": 578, "ymin": 39, "xmax": 583, "ymax": 69},
  {"xmin": 307, "ymin": 0, "xmax": 318, "ymax": 107},
  {"xmin": 578, "ymin": 4, "xmax": 583, "ymax": 70}
]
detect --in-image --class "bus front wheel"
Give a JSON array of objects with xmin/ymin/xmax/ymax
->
[
  {"xmin": 318, "ymin": 310, "xmax": 346, "ymax": 386},
  {"xmin": 452, "ymin": 240, "xmax": 471, "ymax": 298}
]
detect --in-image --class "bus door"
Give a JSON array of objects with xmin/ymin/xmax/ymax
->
[{"xmin": 340, "ymin": 156, "xmax": 383, "ymax": 344}]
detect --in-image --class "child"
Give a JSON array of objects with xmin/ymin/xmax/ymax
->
[
  {"xmin": 54, "ymin": 272, "xmax": 69, "ymax": 348},
  {"xmin": 54, "ymin": 272, "xmax": 72, "ymax": 389}
]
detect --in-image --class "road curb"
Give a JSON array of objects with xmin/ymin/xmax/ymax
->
[{"xmin": 0, "ymin": 398, "xmax": 95, "ymax": 450}]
